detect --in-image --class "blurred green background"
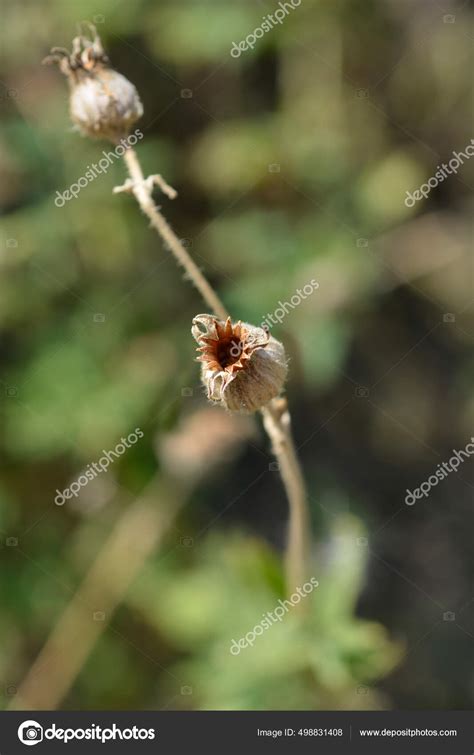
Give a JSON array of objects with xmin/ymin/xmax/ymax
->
[{"xmin": 0, "ymin": 0, "xmax": 473, "ymax": 711}]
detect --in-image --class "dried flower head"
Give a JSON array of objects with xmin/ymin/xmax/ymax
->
[
  {"xmin": 44, "ymin": 23, "xmax": 143, "ymax": 142},
  {"xmin": 192, "ymin": 314, "xmax": 288, "ymax": 413}
]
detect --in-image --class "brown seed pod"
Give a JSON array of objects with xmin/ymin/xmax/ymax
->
[
  {"xmin": 44, "ymin": 23, "xmax": 143, "ymax": 142},
  {"xmin": 192, "ymin": 314, "xmax": 288, "ymax": 413}
]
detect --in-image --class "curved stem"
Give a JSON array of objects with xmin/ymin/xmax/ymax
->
[
  {"xmin": 262, "ymin": 398, "xmax": 311, "ymax": 599},
  {"xmin": 116, "ymin": 147, "xmax": 311, "ymax": 598},
  {"xmin": 119, "ymin": 146, "xmax": 229, "ymax": 321}
]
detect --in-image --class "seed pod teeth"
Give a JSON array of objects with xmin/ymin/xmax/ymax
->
[
  {"xmin": 43, "ymin": 24, "xmax": 109, "ymax": 79},
  {"xmin": 192, "ymin": 314, "xmax": 288, "ymax": 414},
  {"xmin": 45, "ymin": 24, "xmax": 143, "ymax": 142}
]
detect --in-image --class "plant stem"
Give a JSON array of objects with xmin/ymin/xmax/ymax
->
[
  {"xmin": 262, "ymin": 398, "xmax": 311, "ymax": 598},
  {"xmin": 116, "ymin": 146, "xmax": 311, "ymax": 598},
  {"xmin": 118, "ymin": 146, "xmax": 229, "ymax": 321},
  {"xmin": 10, "ymin": 476, "xmax": 185, "ymax": 710}
]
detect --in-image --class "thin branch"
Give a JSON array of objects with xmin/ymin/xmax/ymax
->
[
  {"xmin": 263, "ymin": 398, "xmax": 311, "ymax": 598},
  {"xmin": 10, "ymin": 476, "xmax": 184, "ymax": 711},
  {"xmin": 115, "ymin": 146, "xmax": 311, "ymax": 598},
  {"xmin": 115, "ymin": 147, "xmax": 229, "ymax": 321}
]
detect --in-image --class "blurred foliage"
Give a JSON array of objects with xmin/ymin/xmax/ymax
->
[
  {"xmin": 129, "ymin": 518, "xmax": 400, "ymax": 710},
  {"xmin": 0, "ymin": 0, "xmax": 472, "ymax": 711}
]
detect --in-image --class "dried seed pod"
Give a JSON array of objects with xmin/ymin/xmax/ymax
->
[
  {"xmin": 44, "ymin": 24, "xmax": 143, "ymax": 142},
  {"xmin": 192, "ymin": 314, "xmax": 288, "ymax": 413}
]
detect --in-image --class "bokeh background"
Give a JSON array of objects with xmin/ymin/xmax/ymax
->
[{"xmin": 0, "ymin": 0, "xmax": 473, "ymax": 711}]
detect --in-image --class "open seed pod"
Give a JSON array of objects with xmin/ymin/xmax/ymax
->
[{"xmin": 192, "ymin": 314, "xmax": 288, "ymax": 413}]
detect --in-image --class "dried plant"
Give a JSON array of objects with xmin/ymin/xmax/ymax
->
[
  {"xmin": 45, "ymin": 23, "xmax": 311, "ymax": 598},
  {"xmin": 44, "ymin": 24, "xmax": 143, "ymax": 142},
  {"xmin": 191, "ymin": 315, "xmax": 288, "ymax": 412}
]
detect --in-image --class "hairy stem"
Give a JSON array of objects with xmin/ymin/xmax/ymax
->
[
  {"xmin": 118, "ymin": 146, "xmax": 229, "ymax": 321},
  {"xmin": 262, "ymin": 398, "xmax": 311, "ymax": 598},
  {"xmin": 116, "ymin": 146, "xmax": 311, "ymax": 598}
]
